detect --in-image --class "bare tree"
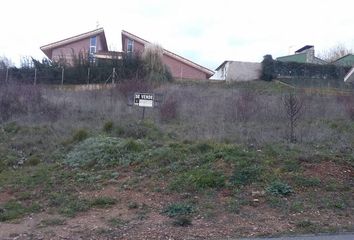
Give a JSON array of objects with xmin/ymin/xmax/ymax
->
[
  {"xmin": 318, "ymin": 43, "xmax": 353, "ymax": 62},
  {"xmin": 282, "ymin": 92, "xmax": 303, "ymax": 143},
  {"xmin": 0, "ymin": 56, "xmax": 13, "ymax": 69}
]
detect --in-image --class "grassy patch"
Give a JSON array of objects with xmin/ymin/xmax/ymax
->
[
  {"xmin": 169, "ymin": 168, "xmax": 225, "ymax": 192},
  {"xmin": 0, "ymin": 200, "xmax": 40, "ymax": 222},
  {"xmin": 266, "ymin": 181, "xmax": 293, "ymax": 196},
  {"xmin": 163, "ymin": 202, "xmax": 195, "ymax": 217},
  {"xmin": 38, "ymin": 218, "xmax": 66, "ymax": 227},
  {"xmin": 65, "ymin": 137, "xmax": 147, "ymax": 169},
  {"xmin": 90, "ymin": 196, "xmax": 117, "ymax": 208},
  {"xmin": 231, "ymin": 165, "xmax": 262, "ymax": 185}
]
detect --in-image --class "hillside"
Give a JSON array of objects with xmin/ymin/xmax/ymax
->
[{"xmin": 0, "ymin": 80, "xmax": 353, "ymax": 239}]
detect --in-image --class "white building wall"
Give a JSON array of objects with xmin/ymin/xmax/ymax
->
[{"xmin": 226, "ymin": 61, "xmax": 261, "ymax": 82}]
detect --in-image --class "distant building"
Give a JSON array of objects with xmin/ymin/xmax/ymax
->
[
  {"xmin": 40, "ymin": 28, "xmax": 214, "ymax": 80},
  {"xmin": 40, "ymin": 28, "xmax": 111, "ymax": 65},
  {"xmin": 121, "ymin": 30, "xmax": 214, "ymax": 79},
  {"xmin": 276, "ymin": 45, "xmax": 327, "ymax": 64},
  {"xmin": 212, "ymin": 61, "xmax": 261, "ymax": 82},
  {"xmin": 333, "ymin": 54, "xmax": 354, "ymax": 67}
]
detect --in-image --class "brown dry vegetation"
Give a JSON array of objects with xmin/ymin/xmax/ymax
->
[{"xmin": 0, "ymin": 80, "xmax": 353, "ymax": 239}]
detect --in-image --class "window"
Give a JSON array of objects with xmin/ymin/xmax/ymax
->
[
  {"xmin": 89, "ymin": 36, "xmax": 97, "ymax": 63},
  {"xmin": 127, "ymin": 39, "xmax": 134, "ymax": 53},
  {"xmin": 89, "ymin": 36, "xmax": 97, "ymax": 54}
]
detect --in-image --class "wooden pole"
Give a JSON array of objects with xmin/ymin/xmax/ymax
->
[
  {"xmin": 61, "ymin": 67, "xmax": 64, "ymax": 85},
  {"xmin": 87, "ymin": 67, "xmax": 90, "ymax": 85},
  {"xmin": 34, "ymin": 68, "xmax": 37, "ymax": 85},
  {"xmin": 5, "ymin": 67, "xmax": 9, "ymax": 83}
]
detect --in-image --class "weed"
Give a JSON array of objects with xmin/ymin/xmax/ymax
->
[
  {"xmin": 26, "ymin": 155, "xmax": 41, "ymax": 166},
  {"xmin": 0, "ymin": 200, "xmax": 40, "ymax": 222},
  {"xmin": 59, "ymin": 198, "xmax": 90, "ymax": 217},
  {"xmin": 38, "ymin": 218, "xmax": 66, "ymax": 227},
  {"xmin": 103, "ymin": 121, "xmax": 114, "ymax": 133},
  {"xmin": 72, "ymin": 128, "xmax": 89, "ymax": 142},
  {"xmin": 289, "ymin": 201, "xmax": 305, "ymax": 213},
  {"xmin": 293, "ymin": 175, "xmax": 321, "ymax": 188},
  {"xmin": 169, "ymin": 168, "xmax": 225, "ymax": 191},
  {"xmin": 160, "ymin": 97, "xmax": 178, "ymax": 122},
  {"xmin": 231, "ymin": 165, "xmax": 262, "ymax": 185},
  {"xmin": 295, "ymin": 220, "xmax": 317, "ymax": 233},
  {"xmin": 90, "ymin": 197, "xmax": 117, "ymax": 208},
  {"xmin": 172, "ymin": 216, "xmax": 192, "ymax": 227},
  {"xmin": 266, "ymin": 181, "xmax": 293, "ymax": 196},
  {"xmin": 65, "ymin": 137, "xmax": 146, "ymax": 169},
  {"xmin": 128, "ymin": 202, "xmax": 139, "ymax": 209},
  {"xmin": 163, "ymin": 202, "xmax": 195, "ymax": 217},
  {"xmin": 108, "ymin": 217, "xmax": 127, "ymax": 227}
]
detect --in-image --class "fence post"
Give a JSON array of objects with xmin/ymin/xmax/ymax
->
[
  {"xmin": 112, "ymin": 67, "xmax": 116, "ymax": 84},
  {"xmin": 87, "ymin": 67, "xmax": 90, "ymax": 85},
  {"xmin": 61, "ymin": 67, "xmax": 64, "ymax": 85},
  {"xmin": 5, "ymin": 67, "xmax": 9, "ymax": 84},
  {"xmin": 34, "ymin": 68, "xmax": 37, "ymax": 85}
]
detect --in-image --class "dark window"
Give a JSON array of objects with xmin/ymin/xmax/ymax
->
[{"xmin": 127, "ymin": 39, "xmax": 134, "ymax": 53}]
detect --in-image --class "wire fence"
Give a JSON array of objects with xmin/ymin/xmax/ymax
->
[{"xmin": 0, "ymin": 66, "xmax": 122, "ymax": 85}]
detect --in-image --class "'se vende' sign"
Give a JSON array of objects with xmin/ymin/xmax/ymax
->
[{"xmin": 134, "ymin": 93, "xmax": 154, "ymax": 108}]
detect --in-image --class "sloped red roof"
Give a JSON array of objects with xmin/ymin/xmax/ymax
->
[{"xmin": 121, "ymin": 30, "xmax": 214, "ymax": 77}]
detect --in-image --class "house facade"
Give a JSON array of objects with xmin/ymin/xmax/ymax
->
[
  {"xmin": 212, "ymin": 61, "xmax": 261, "ymax": 82},
  {"xmin": 276, "ymin": 45, "xmax": 327, "ymax": 64},
  {"xmin": 121, "ymin": 30, "xmax": 214, "ymax": 80},
  {"xmin": 40, "ymin": 28, "xmax": 109, "ymax": 65}
]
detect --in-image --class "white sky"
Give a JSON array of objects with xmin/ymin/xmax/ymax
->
[{"xmin": 1, "ymin": 0, "xmax": 353, "ymax": 69}]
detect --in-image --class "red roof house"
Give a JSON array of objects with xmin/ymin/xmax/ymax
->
[
  {"xmin": 40, "ymin": 28, "xmax": 109, "ymax": 65},
  {"xmin": 121, "ymin": 30, "xmax": 214, "ymax": 80}
]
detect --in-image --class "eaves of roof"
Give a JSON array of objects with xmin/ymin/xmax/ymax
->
[{"xmin": 40, "ymin": 28, "xmax": 108, "ymax": 52}]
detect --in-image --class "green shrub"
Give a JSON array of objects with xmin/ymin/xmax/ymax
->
[
  {"xmin": 0, "ymin": 201, "xmax": 27, "ymax": 221},
  {"xmin": 266, "ymin": 181, "xmax": 293, "ymax": 196},
  {"xmin": 0, "ymin": 200, "xmax": 41, "ymax": 222},
  {"xmin": 65, "ymin": 137, "xmax": 146, "ymax": 169},
  {"xmin": 103, "ymin": 121, "xmax": 114, "ymax": 133},
  {"xmin": 163, "ymin": 203, "xmax": 195, "ymax": 217},
  {"xmin": 293, "ymin": 175, "xmax": 321, "ymax": 188},
  {"xmin": 261, "ymin": 54, "xmax": 275, "ymax": 81},
  {"xmin": 72, "ymin": 128, "xmax": 88, "ymax": 142},
  {"xmin": 26, "ymin": 155, "xmax": 41, "ymax": 166},
  {"xmin": 58, "ymin": 198, "xmax": 90, "ymax": 217},
  {"xmin": 90, "ymin": 197, "xmax": 117, "ymax": 208},
  {"xmin": 169, "ymin": 168, "xmax": 225, "ymax": 191},
  {"xmin": 231, "ymin": 165, "xmax": 262, "ymax": 185}
]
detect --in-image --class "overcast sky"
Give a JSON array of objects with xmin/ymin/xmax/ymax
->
[{"xmin": 1, "ymin": 0, "xmax": 353, "ymax": 69}]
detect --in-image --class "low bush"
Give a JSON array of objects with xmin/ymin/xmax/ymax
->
[
  {"xmin": 231, "ymin": 165, "xmax": 262, "ymax": 185},
  {"xmin": 163, "ymin": 202, "xmax": 195, "ymax": 217},
  {"xmin": 65, "ymin": 137, "xmax": 147, "ymax": 169},
  {"xmin": 160, "ymin": 97, "xmax": 178, "ymax": 122},
  {"xmin": 266, "ymin": 181, "xmax": 293, "ymax": 196},
  {"xmin": 169, "ymin": 168, "xmax": 225, "ymax": 191},
  {"xmin": 71, "ymin": 129, "xmax": 89, "ymax": 142},
  {"xmin": 103, "ymin": 121, "xmax": 114, "ymax": 133}
]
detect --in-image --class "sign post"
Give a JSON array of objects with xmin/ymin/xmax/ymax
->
[{"xmin": 134, "ymin": 93, "xmax": 155, "ymax": 120}]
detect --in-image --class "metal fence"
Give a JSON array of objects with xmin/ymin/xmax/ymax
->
[{"xmin": 0, "ymin": 66, "xmax": 121, "ymax": 85}]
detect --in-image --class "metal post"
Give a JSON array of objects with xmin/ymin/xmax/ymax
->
[
  {"xmin": 112, "ymin": 68, "xmax": 115, "ymax": 84},
  {"xmin": 142, "ymin": 107, "xmax": 146, "ymax": 120},
  {"xmin": 61, "ymin": 67, "xmax": 64, "ymax": 85},
  {"xmin": 5, "ymin": 67, "xmax": 9, "ymax": 83},
  {"xmin": 34, "ymin": 68, "xmax": 37, "ymax": 85},
  {"xmin": 87, "ymin": 67, "xmax": 90, "ymax": 85}
]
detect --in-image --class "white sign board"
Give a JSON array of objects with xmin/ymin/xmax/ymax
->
[{"xmin": 134, "ymin": 93, "xmax": 154, "ymax": 108}]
